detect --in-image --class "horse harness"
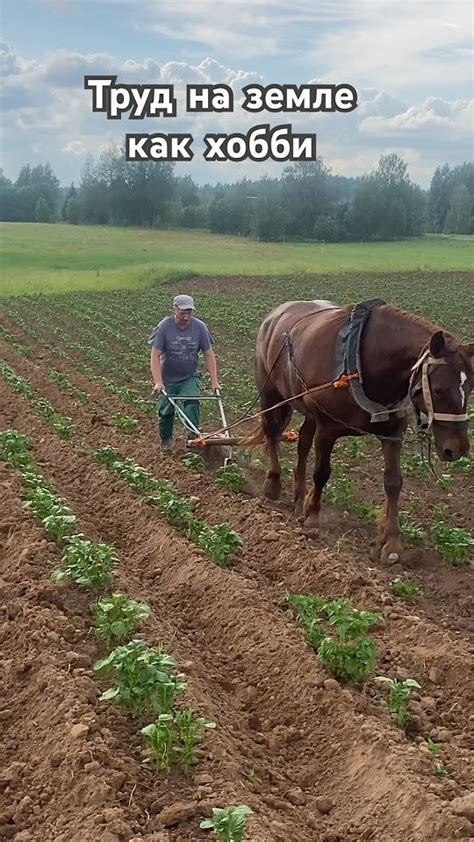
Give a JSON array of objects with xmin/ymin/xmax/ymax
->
[{"xmin": 409, "ymin": 349, "xmax": 469, "ymax": 431}]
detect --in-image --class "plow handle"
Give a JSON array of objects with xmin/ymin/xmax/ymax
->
[{"xmin": 214, "ymin": 389, "xmax": 230, "ymax": 438}]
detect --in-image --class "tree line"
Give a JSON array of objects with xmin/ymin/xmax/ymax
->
[{"xmin": 0, "ymin": 147, "xmax": 472, "ymax": 241}]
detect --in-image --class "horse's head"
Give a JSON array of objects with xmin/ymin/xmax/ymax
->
[{"xmin": 410, "ymin": 331, "xmax": 473, "ymax": 462}]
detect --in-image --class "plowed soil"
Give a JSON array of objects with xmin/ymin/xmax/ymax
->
[{"xmin": 1, "ymin": 295, "xmax": 474, "ymax": 841}]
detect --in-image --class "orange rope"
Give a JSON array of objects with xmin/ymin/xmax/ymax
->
[{"xmin": 198, "ymin": 375, "xmax": 358, "ymax": 441}]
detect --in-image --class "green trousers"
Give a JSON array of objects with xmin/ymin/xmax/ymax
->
[{"xmin": 158, "ymin": 376, "xmax": 201, "ymax": 442}]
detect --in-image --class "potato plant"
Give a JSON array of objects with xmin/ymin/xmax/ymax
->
[
  {"xmin": 319, "ymin": 599, "xmax": 382, "ymax": 683},
  {"xmin": 52, "ymin": 535, "xmax": 117, "ymax": 587},
  {"xmin": 286, "ymin": 594, "xmax": 327, "ymax": 649},
  {"xmin": 141, "ymin": 709, "xmax": 215, "ymax": 772},
  {"xmin": 0, "ymin": 429, "xmax": 34, "ymax": 469},
  {"xmin": 399, "ymin": 511, "xmax": 426, "ymax": 545},
  {"xmin": 436, "ymin": 473, "xmax": 453, "ymax": 491},
  {"xmin": 214, "ymin": 464, "xmax": 247, "ymax": 493},
  {"xmin": 181, "ymin": 452, "xmax": 206, "ymax": 473},
  {"xmin": 174, "ymin": 709, "xmax": 216, "ymax": 772},
  {"xmin": 2, "ymin": 431, "xmax": 76, "ymax": 543},
  {"xmin": 287, "ymin": 595, "xmax": 382, "ymax": 683},
  {"xmin": 200, "ymin": 805, "xmax": 253, "ymax": 842},
  {"xmin": 141, "ymin": 715, "xmax": 175, "ymax": 772},
  {"xmin": 23, "ymin": 487, "xmax": 77, "ymax": 544},
  {"xmin": 94, "ymin": 640, "xmax": 187, "ymax": 717},
  {"xmin": 376, "ymin": 677, "xmax": 421, "ymax": 729},
  {"xmin": 91, "ymin": 593, "xmax": 151, "ymax": 643},
  {"xmin": 323, "ymin": 473, "xmax": 377, "ymax": 523},
  {"xmin": 390, "ymin": 578, "xmax": 422, "ymax": 601},
  {"xmin": 112, "ymin": 413, "xmax": 139, "ymax": 434},
  {"xmin": 400, "ymin": 451, "xmax": 430, "ymax": 481},
  {"xmin": 431, "ymin": 507, "xmax": 474, "ymax": 565},
  {"xmin": 192, "ymin": 521, "xmax": 243, "ymax": 567}
]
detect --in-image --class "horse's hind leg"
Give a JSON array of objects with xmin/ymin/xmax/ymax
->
[
  {"xmin": 303, "ymin": 429, "xmax": 336, "ymax": 529},
  {"xmin": 261, "ymin": 387, "xmax": 292, "ymax": 500},
  {"xmin": 294, "ymin": 416, "xmax": 316, "ymax": 516}
]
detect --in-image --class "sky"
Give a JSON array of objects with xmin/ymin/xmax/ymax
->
[{"xmin": 1, "ymin": 0, "xmax": 473, "ymax": 188}]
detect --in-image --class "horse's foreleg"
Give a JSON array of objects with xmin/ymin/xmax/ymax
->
[
  {"xmin": 303, "ymin": 431, "xmax": 336, "ymax": 530},
  {"xmin": 294, "ymin": 416, "xmax": 316, "ymax": 516},
  {"xmin": 377, "ymin": 436, "xmax": 403, "ymax": 563}
]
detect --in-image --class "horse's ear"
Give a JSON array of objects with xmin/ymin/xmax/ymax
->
[{"xmin": 430, "ymin": 331, "xmax": 445, "ymax": 358}]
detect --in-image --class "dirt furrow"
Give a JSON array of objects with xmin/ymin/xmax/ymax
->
[
  {"xmin": 2, "ymin": 336, "xmax": 474, "ymax": 751},
  {"xmin": 1, "ymin": 355, "xmax": 473, "ymax": 839}
]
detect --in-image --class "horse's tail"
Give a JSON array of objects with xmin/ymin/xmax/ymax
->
[{"xmin": 239, "ymin": 421, "xmax": 267, "ymax": 448}]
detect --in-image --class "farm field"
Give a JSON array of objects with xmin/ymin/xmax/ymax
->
[
  {"xmin": 1, "ymin": 264, "xmax": 474, "ymax": 841},
  {"xmin": 1, "ymin": 222, "xmax": 473, "ymax": 295}
]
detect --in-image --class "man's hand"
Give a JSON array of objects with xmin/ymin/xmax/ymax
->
[
  {"xmin": 153, "ymin": 382, "xmax": 164, "ymax": 393},
  {"xmin": 211, "ymin": 380, "xmax": 221, "ymax": 393}
]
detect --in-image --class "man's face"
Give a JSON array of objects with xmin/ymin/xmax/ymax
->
[{"xmin": 173, "ymin": 305, "xmax": 193, "ymax": 327}]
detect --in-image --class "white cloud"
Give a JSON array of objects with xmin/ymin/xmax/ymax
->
[
  {"xmin": 311, "ymin": 1, "xmax": 472, "ymax": 95},
  {"xmin": 0, "ymin": 43, "xmax": 21, "ymax": 77},
  {"xmin": 120, "ymin": 58, "xmax": 162, "ymax": 83},
  {"xmin": 119, "ymin": 0, "xmax": 473, "ymax": 100},
  {"xmin": 1, "ymin": 44, "xmax": 472, "ymax": 187},
  {"xmin": 61, "ymin": 140, "xmax": 87, "ymax": 155},
  {"xmin": 360, "ymin": 98, "xmax": 474, "ymax": 143},
  {"xmin": 358, "ymin": 92, "xmax": 408, "ymax": 119},
  {"xmin": 43, "ymin": 50, "xmax": 117, "ymax": 86}
]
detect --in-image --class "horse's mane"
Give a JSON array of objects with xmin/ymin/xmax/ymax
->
[{"xmin": 378, "ymin": 303, "xmax": 448, "ymax": 337}]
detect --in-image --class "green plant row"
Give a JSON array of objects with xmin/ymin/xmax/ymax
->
[
  {"xmin": 47, "ymin": 367, "xmax": 91, "ymax": 406},
  {"xmin": 322, "ymin": 475, "xmax": 378, "ymax": 523},
  {"xmin": 1, "ymin": 364, "xmax": 75, "ymax": 440},
  {"xmin": 322, "ymin": 468, "xmax": 472, "ymax": 565},
  {"xmin": 286, "ymin": 594, "xmax": 382, "ymax": 683},
  {"xmin": 0, "ymin": 325, "xmax": 33, "ymax": 358},
  {"xmin": 430, "ymin": 506, "xmax": 474, "ymax": 565},
  {"xmin": 94, "ymin": 446, "xmax": 243, "ymax": 566},
  {"xmin": 0, "ymin": 429, "xmax": 116, "ymax": 585},
  {"xmin": 1, "ymin": 428, "xmax": 221, "ymax": 785},
  {"xmin": 1, "ymin": 327, "xmax": 145, "ymax": 436}
]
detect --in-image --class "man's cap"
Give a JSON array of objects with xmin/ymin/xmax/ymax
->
[{"xmin": 173, "ymin": 294, "xmax": 195, "ymax": 310}]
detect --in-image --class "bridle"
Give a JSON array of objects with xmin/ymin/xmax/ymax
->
[{"xmin": 408, "ymin": 348, "xmax": 469, "ymax": 432}]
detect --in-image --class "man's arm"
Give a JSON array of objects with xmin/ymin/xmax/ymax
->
[
  {"xmin": 150, "ymin": 348, "xmax": 164, "ymax": 392},
  {"xmin": 204, "ymin": 348, "xmax": 220, "ymax": 392}
]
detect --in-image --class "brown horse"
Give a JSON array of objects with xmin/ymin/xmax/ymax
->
[{"xmin": 251, "ymin": 300, "xmax": 473, "ymax": 562}]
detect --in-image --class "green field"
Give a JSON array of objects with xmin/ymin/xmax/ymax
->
[{"xmin": 1, "ymin": 222, "xmax": 473, "ymax": 296}]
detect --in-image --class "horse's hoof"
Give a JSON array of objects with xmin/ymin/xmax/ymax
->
[
  {"xmin": 303, "ymin": 513, "xmax": 320, "ymax": 531},
  {"xmin": 263, "ymin": 478, "xmax": 281, "ymax": 500},
  {"xmin": 303, "ymin": 527, "xmax": 320, "ymax": 540},
  {"xmin": 294, "ymin": 500, "xmax": 304, "ymax": 517},
  {"xmin": 381, "ymin": 544, "xmax": 403, "ymax": 564}
]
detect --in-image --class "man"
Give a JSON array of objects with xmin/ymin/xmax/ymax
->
[{"xmin": 149, "ymin": 294, "xmax": 221, "ymax": 448}]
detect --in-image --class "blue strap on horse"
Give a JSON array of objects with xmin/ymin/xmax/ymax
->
[{"xmin": 334, "ymin": 299, "xmax": 409, "ymax": 424}]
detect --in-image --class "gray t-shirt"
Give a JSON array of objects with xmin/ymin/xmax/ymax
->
[{"xmin": 148, "ymin": 316, "xmax": 213, "ymax": 384}]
